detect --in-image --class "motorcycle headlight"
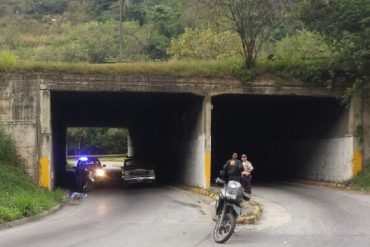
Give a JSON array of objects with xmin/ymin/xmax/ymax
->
[
  {"xmin": 225, "ymin": 192, "xmax": 237, "ymax": 200},
  {"xmin": 95, "ymin": 169, "xmax": 105, "ymax": 177}
]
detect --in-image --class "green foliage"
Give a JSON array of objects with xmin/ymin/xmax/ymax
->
[
  {"xmin": 18, "ymin": 21, "xmax": 161, "ymax": 63},
  {"xmin": 0, "ymin": 50, "xmax": 17, "ymax": 72},
  {"xmin": 145, "ymin": 2, "xmax": 184, "ymax": 38},
  {"xmin": 0, "ymin": 128, "xmax": 17, "ymax": 163},
  {"xmin": 0, "ymin": 163, "xmax": 64, "ymax": 223},
  {"xmin": 207, "ymin": 0, "xmax": 291, "ymax": 69},
  {"xmin": 344, "ymin": 164, "xmax": 370, "ymax": 191},
  {"xmin": 0, "ymin": 24, "xmax": 20, "ymax": 49},
  {"xmin": 267, "ymin": 59, "xmax": 330, "ymax": 85},
  {"xmin": 274, "ymin": 31, "xmax": 332, "ymax": 63},
  {"xmin": 67, "ymin": 128, "xmax": 129, "ymax": 155},
  {"xmin": 0, "ymin": 129, "xmax": 64, "ymax": 224},
  {"xmin": 300, "ymin": 0, "xmax": 370, "ymax": 94},
  {"xmin": 301, "ymin": 0, "xmax": 370, "ymax": 44},
  {"xmin": 124, "ymin": 0, "xmax": 188, "ymax": 59},
  {"xmin": 22, "ymin": 0, "xmax": 68, "ymax": 20},
  {"xmin": 86, "ymin": 0, "xmax": 118, "ymax": 21},
  {"xmin": 120, "ymin": 21, "xmax": 154, "ymax": 61},
  {"xmin": 66, "ymin": 21, "xmax": 118, "ymax": 63},
  {"xmin": 167, "ymin": 28, "xmax": 242, "ymax": 60},
  {"xmin": 0, "ymin": 59, "xmax": 253, "ymax": 79}
]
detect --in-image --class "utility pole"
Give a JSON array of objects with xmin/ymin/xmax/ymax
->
[
  {"xmin": 119, "ymin": 0, "xmax": 123, "ymax": 61},
  {"xmin": 118, "ymin": 0, "xmax": 130, "ymax": 61}
]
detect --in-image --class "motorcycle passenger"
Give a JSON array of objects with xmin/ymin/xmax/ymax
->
[{"xmin": 241, "ymin": 154, "xmax": 253, "ymax": 200}]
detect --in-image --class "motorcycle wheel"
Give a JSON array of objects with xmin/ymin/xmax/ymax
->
[
  {"xmin": 83, "ymin": 179, "xmax": 93, "ymax": 192},
  {"xmin": 76, "ymin": 175, "xmax": 85, "ymax": 192},
  {"xmin": 213, "ymin": 213, "xmax": 236, "ymax": 243}
]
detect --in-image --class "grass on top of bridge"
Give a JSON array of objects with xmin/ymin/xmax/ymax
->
[
  {"xmin": 0, "ymin": 57, "xmax": 328, "ymax": 84},
  {"xmin": 0, "ymin": 59, "xmax": 247, "ymax": 77}
]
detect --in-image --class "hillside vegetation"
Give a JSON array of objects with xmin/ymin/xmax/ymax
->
[
  {"xmin": 0, "ymin": 0, "xmax": 368, "ymax": 96},
  {"xmin": 0, "ymin": 129, "xmax": 64, "ymax": 224}
]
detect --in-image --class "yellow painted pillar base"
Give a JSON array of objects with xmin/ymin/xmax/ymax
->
[
  {"xmin": 205, "ymin": 152, "xmax": 211, "ymax": 188},
  {"xmin": 39, "ymin": 156, "xmax": 50, "ymax": 189},
  {"xmin": 353, "ymin": 151, "xmax": 363, "ymax": 176}
]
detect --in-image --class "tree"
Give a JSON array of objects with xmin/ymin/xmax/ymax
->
[
  {"xmin": 65, "ymin": 21, "xmax": 119, "ymax": 63},
  {"xmin": 300, "ymin": 0, "xmax": 370, "ymax": 91},
  {"xmin": 22, "ymin": 0, "xmax": 68, "ymax": 19},
  {"xmin": 206, "ymin": 0, "xmax": 292, "ymax": 69},
  {"xmin": 86, "ymin": 0, "xmax": 117, "ymax": 21},
  {"xmin": 167, "ymin": 28, "xmax": 242, "ymax": 60},
  {"xmin": 67, "ymin": 128, "xmax": 128, "ymax": 155},
  {"xmin": 129, "ymin": 1, "xmax": 189, "ymax": 59}
]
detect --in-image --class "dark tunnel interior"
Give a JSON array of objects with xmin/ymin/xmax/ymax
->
[
  {"xmin": 211, "ymin": 94, "xmax": 348, "ymax": 182},
  {"xmin": 51, "ymin": 91, "xmax": 349, "ymax": 188},
  {"xmin": 51, "ymin": 91, "xmax": 203, "ymax": 188}
]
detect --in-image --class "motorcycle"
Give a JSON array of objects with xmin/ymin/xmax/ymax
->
[
  {"xmin": 76, "ymin": 165, "xmax": 106, "ymax": 192},
  {"xmin": 213, "ymin": 171, "xmax": 244, "ymax": 243}
]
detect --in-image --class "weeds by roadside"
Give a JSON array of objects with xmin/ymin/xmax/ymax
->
[
  {"xmin": 343, "ymin": 164, "xmax": 370, "ymax": 191},
  {"xmin": 0, "ymin": 129, "xmax": 64, "ymax": 224}
]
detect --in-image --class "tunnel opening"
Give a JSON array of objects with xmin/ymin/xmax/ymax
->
[
  {"xmin": 211, "ymin": 94, "xmax": 350, "ymax": 183},
  {"xmin": 66, "ymin": 127, "xmax": 128, "ymax": 171},
  {"xmin": 51, "ymin": 91, "xmax": 204, "ymax": 188}
]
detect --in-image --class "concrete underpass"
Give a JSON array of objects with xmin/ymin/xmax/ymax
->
[
  {"xmin": 0, "ymin": 74, "xmax": 366, "ymax": 189},
  {"xmin": 212, "ymin": 95, "xmax": 356, "ymax": 182},
  {"xmin": 51, "ymin": 91, "xmax": 206, "ymax": 188}
]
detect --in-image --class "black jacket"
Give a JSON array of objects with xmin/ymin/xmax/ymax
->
[{"xmin": 223, "ymin": 159, "xmax": 244, "ymax": 181}]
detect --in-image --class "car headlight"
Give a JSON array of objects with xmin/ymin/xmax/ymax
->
[{"xmin": 95, "ymin": 169, "xmax": 105, "ymax": 177}]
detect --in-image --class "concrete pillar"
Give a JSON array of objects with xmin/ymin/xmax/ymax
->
[
  {"xmin": 127, "ymin": 132, "xmax": 134, "ymax": 156},
  {"xmin": 203, "ymin": 96, "xmax": 212, "ymax": 188},
  {"xmin": 38, "ymin": 89, "xmax": 53, "ymax": 189},
  {"xmin": 362, "ymin": 87, "xmax": 370, "ymax": 164},
  {"xmin": 349, "ymin": 95, "xmax": 363, "ymax": 176}
]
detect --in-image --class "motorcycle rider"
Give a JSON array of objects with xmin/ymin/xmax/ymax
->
[
  {"xmin": 223, "ymin": 153, "xmax": 244, "ymax": 182},
  {"xmin": 213, "ymin": 153, "xmax": 245, "ymax": 222},
  {"xmin": 75, "ymin": 157, "xmax": 102, "ymax": 192}
]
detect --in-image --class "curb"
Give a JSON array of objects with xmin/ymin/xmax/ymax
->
[
  {"xmin": 287, "ymin": 179, "xmax": 345, "ymax": 189},
  {"xmin": 181, "ymin": 185, "xmax": 262, "ymax": 225},
  {"xmin": 286, "ymin": 180, "xmax": 370, "ymax": 195},
  {"xmin": 0, "ymin": 192, "xmax": 69, "ymax": 231}
]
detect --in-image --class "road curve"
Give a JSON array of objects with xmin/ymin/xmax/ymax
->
[{"xmin": 1, "ymin": 183, "xmax": 370, "ymax": 247}]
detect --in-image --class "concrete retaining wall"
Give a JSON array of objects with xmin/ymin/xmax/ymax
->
[
  {"xmin": 362, "ymin": 88, "xmax": 370, "ymax": 164},
  {"xmin": 286, "ymin": 137, "xmax": 354, "ymax": 181},
  {"xmin": 0, "ymin": 77, "xmax": 39, "ymax": 179}
]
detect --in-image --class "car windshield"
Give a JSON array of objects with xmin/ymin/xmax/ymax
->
[{"xmin": 124, "ymin": 159, "xmax": 153, "ymax": 169}]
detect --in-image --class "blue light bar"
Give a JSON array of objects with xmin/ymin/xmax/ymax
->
[{"xmin": 79, "ymin": 157, "xmax": 88, "ymax": 161}]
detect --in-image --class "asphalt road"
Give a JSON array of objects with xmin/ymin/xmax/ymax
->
[{"xmin": 1, "ymin": 183, "xmax": 370, "ymax": 247}]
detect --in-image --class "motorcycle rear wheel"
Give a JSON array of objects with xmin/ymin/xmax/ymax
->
[{"xmin": 213, "ymin": 213, "xmax": 236, "ymax": 243}]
